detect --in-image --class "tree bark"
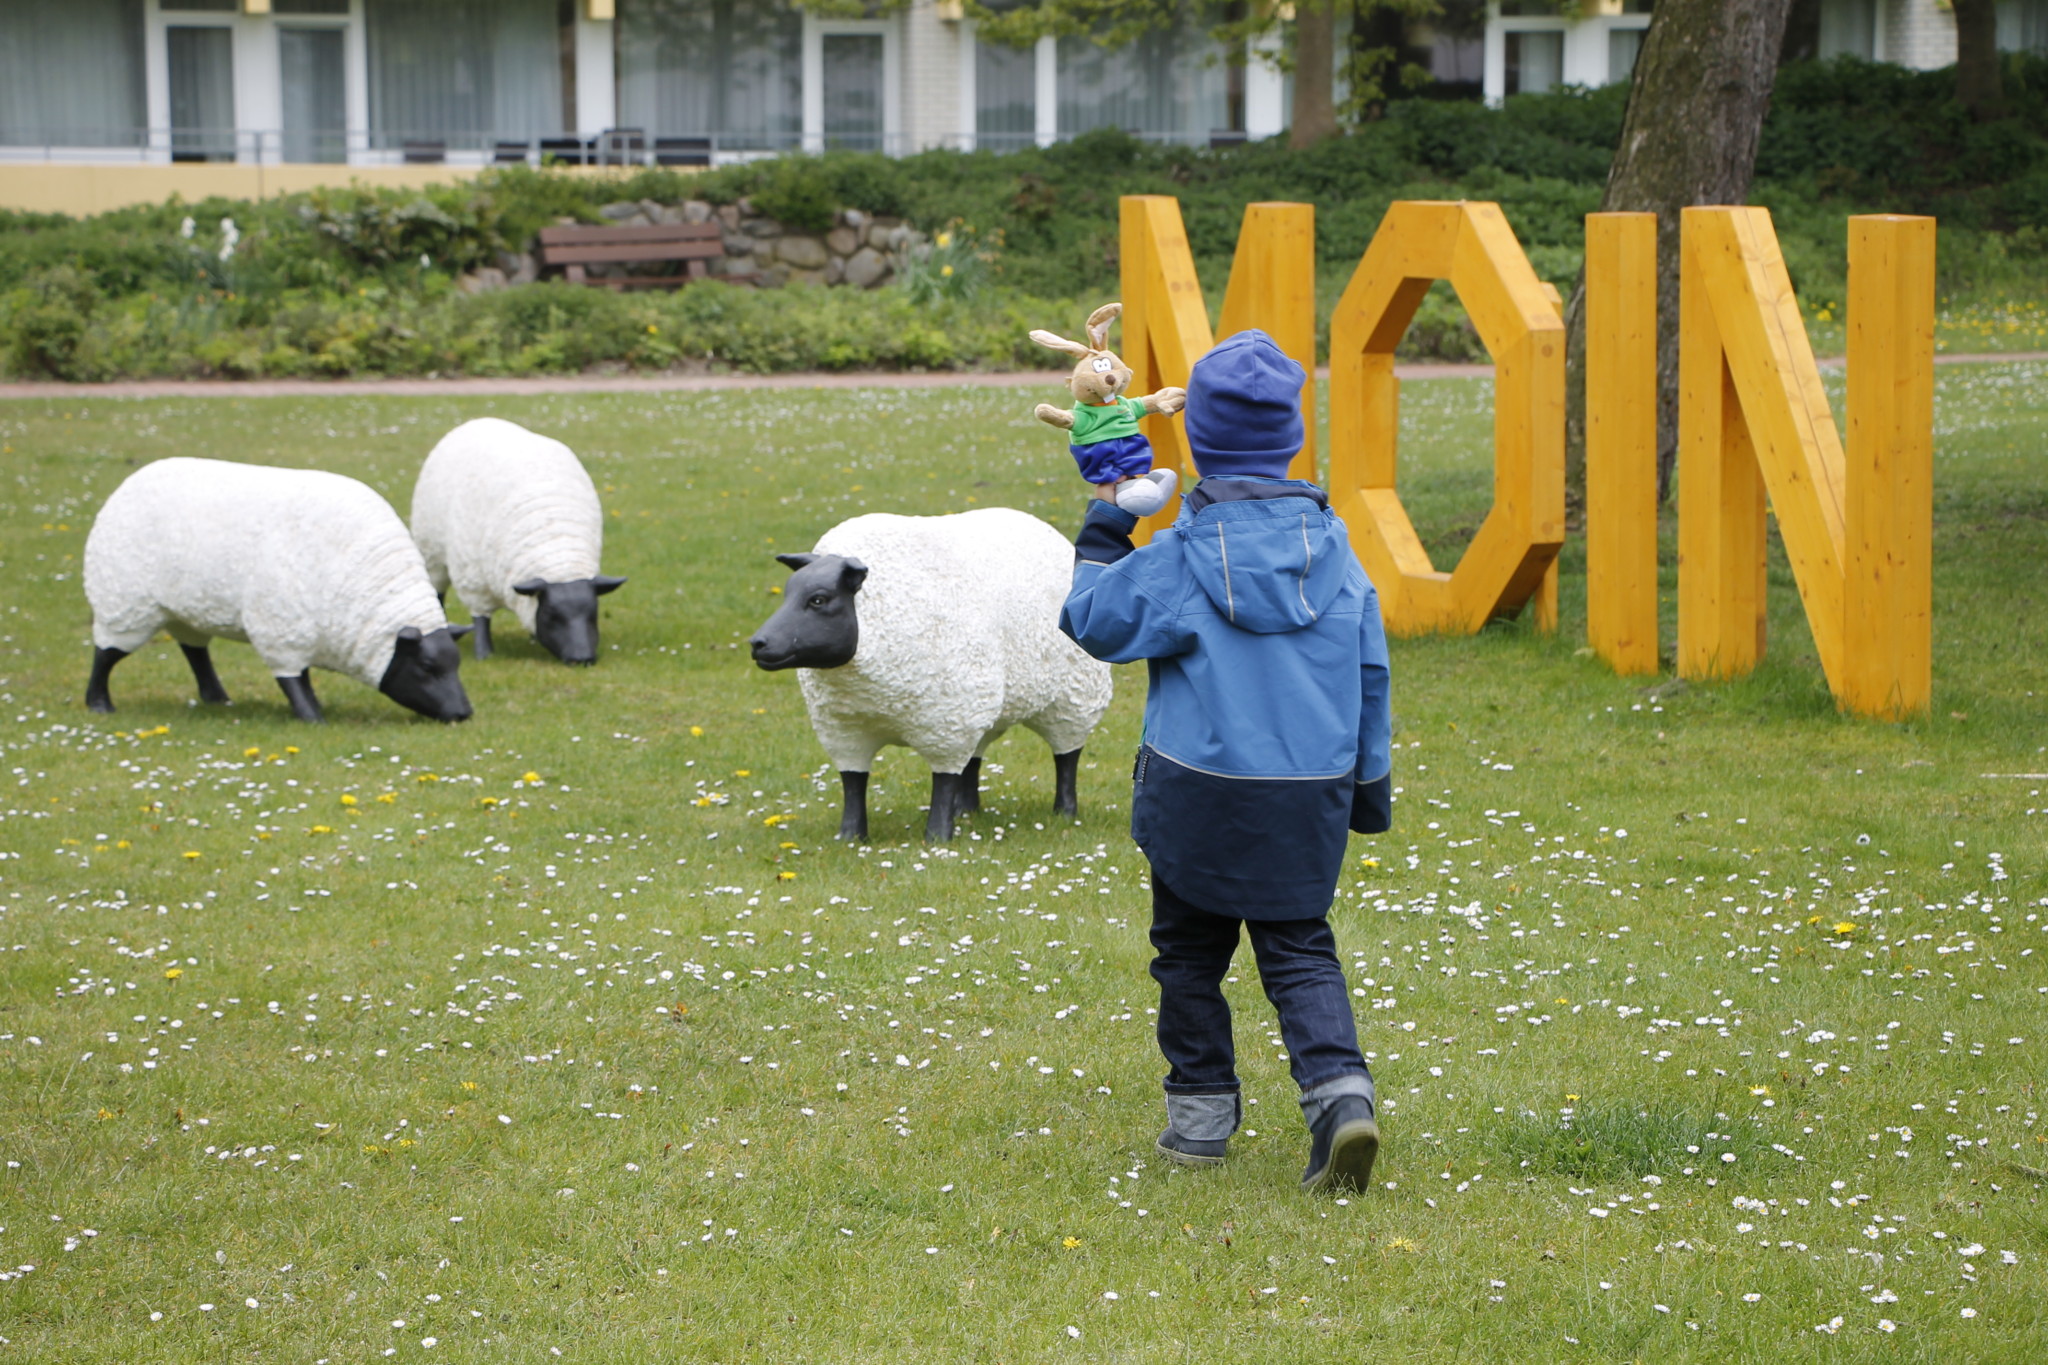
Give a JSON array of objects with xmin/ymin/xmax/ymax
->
[
  {"xmin": 1291, "ymin": 2, "xmax": 1341, "ymax": 149},
  {"xmin": 1563, "ymin": 0, "xmax": 1794, "ymax": 505},
  {"xmin": 1952, "ymin": 0, "xmax": 2006, "ymax": 117}
]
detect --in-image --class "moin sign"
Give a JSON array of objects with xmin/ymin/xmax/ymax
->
[{"xmin": 1116, "ymin": 195, "xmax": 1934, "ymax": 721}]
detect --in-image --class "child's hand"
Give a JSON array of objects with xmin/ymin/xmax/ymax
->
[{"xmin": 1092, "ymin": 483, "xmax": 1121, "ymax": 504}]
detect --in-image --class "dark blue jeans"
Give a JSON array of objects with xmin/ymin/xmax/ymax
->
[{"xmin": 1148, "ymin": 872, "xmax": 1371, "ymax": 1096}]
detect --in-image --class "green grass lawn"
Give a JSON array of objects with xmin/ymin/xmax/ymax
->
[{"xmin": 1, "ymin": 365, "xmax": 2045, "ymax": 1362}]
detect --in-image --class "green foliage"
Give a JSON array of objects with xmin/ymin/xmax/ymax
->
[
  {"xmin": 894, "ymin": 224, "xmax": 1000, "ymax": 307},
  {"xmin": 3, "ymin": 57, "xmax": 2044, "ymax": 380},
  {"xmin": 1497, "ymin": 1102, "xmax": 1766, "ymax": 1183}
]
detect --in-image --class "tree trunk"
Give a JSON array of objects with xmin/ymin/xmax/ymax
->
[
  {"xmin": 1290, "ymin": 2, "xmax": 1340, "ymax": 149},
  {"xmin": 1563, "ymin": 0, "xmax": 1794, "ymax": 505},
  {"xmin": 1952, "ymin": 0, "xmax": 2005, "ymax": 117}
]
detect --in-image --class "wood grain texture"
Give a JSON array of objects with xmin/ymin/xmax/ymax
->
[{"xmin": 1585, "ymin": 213, "xmax": 1661, "ymax": 675}]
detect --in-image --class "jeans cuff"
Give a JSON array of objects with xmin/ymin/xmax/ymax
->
[
  {"xmin": 1165, "ymin": 1092, "xmax": 1242, "ymax": 1143},
  {"xmin": 1298, "ymin": 1071, "xmax": 1375, "ymax": 1128}
]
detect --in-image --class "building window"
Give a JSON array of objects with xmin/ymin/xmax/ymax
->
[
  {"xmin": 367, "ymin": 0, "xmax": 565, "ymax": 153},
  {"xmin": 975, "ymin": 37, "xmax": 1036, "ymax": 148},
  {"xmin": 1817, "ymin": 0, "xmax": 1876, "ymax": 60},
  {"xmin": 168, "ymin": 24, "xmax": 236, "ymax": 162},
  {"xmin": 1057, "ymin": 18, "xmax": 1230, "ymax": 143},
  {"xmin": 1996, "ymin": 0, "xmax": 2048, "ymax": 53},
  {"xmin": 616, "ymin": 0, "xmax": 802, "ymax": 152},
  {"xmin": 0, "ymin": 0, "xmax": 146, "ymax": 148},
  {"xmin": 1607, "ymin": 24, "xmax": 1644, "ymax": 83},
  {"xmin": 1504, "ymin": 28, "xmax": 1563, "ymax": 95}
]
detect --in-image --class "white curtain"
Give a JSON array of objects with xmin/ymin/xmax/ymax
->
[
  {"xmin": 367, "ymin": 0, "xmax": 563, "ymax": 149},
  {"xmin": 1607, "ymin": 27, "xmax": 1644, "ymax": 86},
  {"xmin": 1057, "ymin": 18, "xmax": 1229, "ymax": 143},
  {"xmin": 1995, "ymin": 0, "xmax": 2048, "ymax": 53},
  {"xmin": 0, "ymin": 0, "xmax": 145, "ymax": 148},
  {"xmin": 976, "ymin": 37, "xmax": 1035, "ymax": 147},
  {"xmin": 1504, "ymin": 30, "xmax": 1563, "ymax": 96},
  {"xmin": 168, "ymin": 25, "xmax": 236, "ymax": 161},
  {"xmin": 1817, "ymin": 0, "xmax": 1877, "ymax": 60},
  {"xmin": 616, "ymin": 0, "xmax": 802, "ymax": 150}
]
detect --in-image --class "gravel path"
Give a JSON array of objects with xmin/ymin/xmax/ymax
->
[{"xmin": 0, "ymin": 352, "xmax": 2036, "ymax": 401}]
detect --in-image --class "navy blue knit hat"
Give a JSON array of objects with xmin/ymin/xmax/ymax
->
[{"xmin": 1183, "ymin": 329, "xmax": 1306, "ymax": 479}]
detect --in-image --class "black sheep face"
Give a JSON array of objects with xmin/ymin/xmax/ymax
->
[
  {"xmin": 379, "ymin": 626, "xmax": 474, "ymax": 721},
  {"xmin": 750, "ymin": 554, "xmax": 867, "ymax": 671},
  {"xmin": 513, "ymin": 575, "xmax": 626, "ymax": 665}
]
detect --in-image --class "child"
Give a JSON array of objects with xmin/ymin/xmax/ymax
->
[{"xmin": 1060, "ymin": 329, "xmax": 1393, "ymax": 1193}]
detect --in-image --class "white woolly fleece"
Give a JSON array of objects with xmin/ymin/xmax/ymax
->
[
  {"xmin": 798, "ymin": 508, "xmax": 1113, "ymax": 775},
  {"xmin": 410, "ymin": 418, "xmax": 604, "ymax": 633},
  {"xmin": 84, "ymin": 457, "xmax": 448, "ymax": 685}
]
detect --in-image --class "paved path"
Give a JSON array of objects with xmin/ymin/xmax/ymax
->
[{"xmin": 0, "ymin": 352, "xmax": 2038, "ymax": 401}]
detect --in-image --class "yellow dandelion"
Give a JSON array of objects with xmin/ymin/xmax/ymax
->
[
  {"xmin": 376, "ymin": 793, "xmax": 396, "ymax": 804},
  {"xmin": 779, "ymin": 841, "xmax": 798, "ymax": 850},
  {"xmin": 689, "ymin": 726, "xmax": 705, "ymax": 738},
  {"xmin": 285, "ymin": 746, "xmax": 299, "ymax": 755},
  {"xmin": 462, "ymin": 1081, "xmax": 479, "ymax": 1091},
  {"xmin": 1554, "ymin": 997, "xmax": 1569, "ymax": 1005},
  {"xmin": 1360, "ymin": 855, "xmax": 1380, "ymax": 868},
  {"xmin": 257, "ymin": 832, "xmax": 272, "ymax": 841},
  {"xmin": 417, "ymin": 773, "xmax": 440, "ymax": 783},
  {"xmin": 164, "ymin": 967, "xmax": 183, "ymax": 980},
  {"xmin": 243, "ymin": 746, "xmax": 261, "ymax": 758},
  {"xmin": 1385, "ymin": 1237, "xmax": 1418, "ymax": 1252},
  {"xmin": 479, "ymin": 796, "xmax": 500, "ymax": 808},
  {"xmin": 1061, "ymin": 1237, "xmax": 1081, "ymax": 1250},
  {"xmin": 182, "ymin": 850, "xmax": 201, "ymax": 860},
  {"xmin": 310, "ymin": 824, "xmax": 333, "ymax": 835},
  {"xmin": 1832, "ymin": 921, "xmax": 1856, "ymax": 935},
  {"xmin": 935, "ymin": 231, "xmax": 952, "ymax": 249},
  {"xmin": 734, "ymin": 769, "xmax": 751, "ymax": 777},
  {"xmin": 340, "ymin": 794, "xmax": 358, "ymax": 807},
  {"xmin": 940, "ymin": 264, "xmax": 954, "ymax": 277},
  {"xmin": 1565, "ymin": 1094, "xmax": 1580, "ymax": 1102},
  {"xmin": 763, "ymin": 814, "xmax": 789, "ymax": 827},
  {"xmin": 521, "ymin": 771, "xmax": 542, "ymax": 784},
  {"xmin": 116, "ymin": 840, "xmax": 130, "ymax": 849},
  {"xmin": 96, "ymin": 1108, "xmax": 114, "ymax": 1120},
  {"xmin": 777, "ymin": 871, "xmax": 796, "ymax": 882}
]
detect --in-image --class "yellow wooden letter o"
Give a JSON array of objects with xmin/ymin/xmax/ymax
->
[{"xmin": 1327, "ymin": 201, "xmax": 1566, "ymax": 634}]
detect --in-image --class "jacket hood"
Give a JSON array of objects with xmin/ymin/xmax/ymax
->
[{"xmin": 1177, "ymin": 480, "xmax": 1350, "ymax": 634}]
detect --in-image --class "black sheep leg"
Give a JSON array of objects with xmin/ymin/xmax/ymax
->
[
  {"xmin": 837, "ymin": 771, "xmax": 869, "ymax": 842},
  {"xmin": 180, "ymin": 643, "xmax": 231, "ymax": 704},
  {"xmin": 85, "ymin": 646, "xmax": 129, "ymax": 714},
  {"xmin": 276, "ymin": 671, "xmax": 324, "ymax": 723},
  {"xmin": 959, "ymin": 756, "xmax": 982, "ymax": 813},
  {"xmin": 926, "ymin": 771, "xmax": 967, "ymax": 843},
  {"xmin": 1053, "ymin": 748, "xmax": 1082, "ymax": 817},
  {"xmin": 472, "ymin": 615, "xmax": 493, "ymax": 660}
]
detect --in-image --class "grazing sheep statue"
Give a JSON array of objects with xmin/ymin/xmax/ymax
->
[
  {"xmin": 410, "ymin": 417, "xmax": 626, "ymax": 665},
  {"xmin": 83, "ymin": 457, "xmax": 473, "ymax": 722},
  {"xmin": 750, "ymin": 508, "xmax": 1113, "ymax": 842}
]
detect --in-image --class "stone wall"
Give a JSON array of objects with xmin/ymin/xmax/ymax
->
[{"xmin": 469, "ymin": 199, "xmax": 928, "ymax": 293}]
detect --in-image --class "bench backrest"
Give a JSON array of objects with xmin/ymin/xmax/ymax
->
[{"xmin": 537, "ymin": 223, "xmax": 724, "ymax": 266}]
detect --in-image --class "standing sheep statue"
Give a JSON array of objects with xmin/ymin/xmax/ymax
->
[
  {"xmin": 749, "ymin": 508, "xmax": 1112, "ymax": 842},
  {"xmin": 83, "ymin": 458, "xmax": 473, "ymax": 722},
  {"xmin": 410, "ymin": 417, "xmax": 626, "ymax": 665}
]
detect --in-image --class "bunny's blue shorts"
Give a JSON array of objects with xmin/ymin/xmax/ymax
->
[{"xmin": 1072, "ymin": 433, "xmax": 1156, "ymax": 485}]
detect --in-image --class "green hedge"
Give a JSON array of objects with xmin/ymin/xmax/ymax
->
[{"xmin": 3, "ymin": 56, "xmax": 2044, "ymax": 381}]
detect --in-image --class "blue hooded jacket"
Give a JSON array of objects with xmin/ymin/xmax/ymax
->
[{"xmin": 1061, "ymin": 480, "xmax": 1392, "ymax": 918}]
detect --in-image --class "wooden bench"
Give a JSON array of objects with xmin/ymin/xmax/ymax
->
[{"xmin": 536, "ymin": 222, "xmax": 728, "ymax": 290}]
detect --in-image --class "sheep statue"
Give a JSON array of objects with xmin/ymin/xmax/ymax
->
[
  {"xmin": 750, "ymin": 507, "xmax": 1113, "ymax": 842},
  {"xmin": 83, "ymin": 457, "xmax": 473, "ymax": 723},
  {"xmin": 410, "ymin": 417, "xmax": 626, "ymax": 665}
]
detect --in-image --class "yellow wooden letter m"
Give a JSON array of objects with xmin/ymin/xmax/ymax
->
[{"xmin": 1677, "ymin": 208, "xmax": 1934, "ymax": 718}]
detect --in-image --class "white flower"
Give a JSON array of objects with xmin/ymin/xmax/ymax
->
[
  {"xmin": 1065, "ymin": 1326, "xmax": 1080, "ymax": 1339},
  {"xmin": 1960, "ymin": 1308, "xmax": 1978, "ymax": 1319},
  {"xmin": 1958, "ymin": 1243, "xmax": 1985, "ymax": 1257},
  {"xmin": 1742, "ymin": 1292, "xmax": 1762, "ymax": 1303},
  {"xmin": 1877, "ymin": 1319, "xmax": 1897, "ymax": 1333},
  {"xmin": 179, "ymin": 217, "xmax": 195, "ymax": 239}
]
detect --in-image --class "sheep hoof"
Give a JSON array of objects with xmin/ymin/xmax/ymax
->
[
  {"xmin": 277, "ymin": 671, "xmax": 325, "ymax": 723},
  {"xmin": 180, "ymin": 643, "xmax": 231, "ymax": 704},
  {"xmin": 85, "ymin": 646, "xmax": 128, "ymax": 714}
]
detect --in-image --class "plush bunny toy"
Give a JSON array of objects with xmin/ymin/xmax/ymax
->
[{"xmin": 1031, "ymin": 302, "xmax": 1186, "ymax": 517}]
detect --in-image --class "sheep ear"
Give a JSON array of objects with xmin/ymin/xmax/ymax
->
[
  {"xmin": 1029, "ymin": 329, "xmax": 1090, "ymax": 360},
  {"xmin": 591, "ymin": 575, "xmax": 627, "ymax": 596},
  {"xmin": 511, "ymin": 578, "xmax": 547, "ymax": 597},
  {"xmin": 446, "ymin": 623, "xmax": 474, "ymax": 640},
  {"xmin": 1085, "ymin": 302, "xmax": 1122, "ymax": 351},
  {"xmin": 394, "ymin": 626, "xmax": 422, "ymax": 652},
  {"xmin": 776, "ymin": 553, "xmax": 817, "ymax": 573},
  {"xmin": 839, "ymin": 558, "xmax": 869, "ymax": 593}
]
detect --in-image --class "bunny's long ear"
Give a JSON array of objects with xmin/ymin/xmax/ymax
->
[
  {"xmin": 1029, "ymin": 329, "xmax": 1092, "ymax": 359},
  {"xmin": 1085, "ymin": 302, "xmax": 1122, "ymax": 351}
]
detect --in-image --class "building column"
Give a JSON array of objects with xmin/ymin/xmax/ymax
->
[
  {"xmin": 1244, "ymin": 31, "xmax": 1285, "ymax": 139},
  {"xmin": 1033, "ymin": 35, "xmax": 1056, "ymax": 146},
  {"xmin": 575, "ymin": 9, "xmax": 615, "ymax": 138},
  {"xmin": 901, "ymin": 0, "xmax": 962, "ymax": 152}
]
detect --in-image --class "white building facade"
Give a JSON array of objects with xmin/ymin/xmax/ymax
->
[
  {"xmin": 1483, "ymin": 0, "xmax": 2048, "ymax": 104},
  {"xmin": 4, "ymin": 0, "xmax": 2046, "ymax": 167}
]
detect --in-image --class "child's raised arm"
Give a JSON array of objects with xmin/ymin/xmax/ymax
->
[{"xmin": 1059, "ymin": 501, "xmax": 1193, "ymax": 665}]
